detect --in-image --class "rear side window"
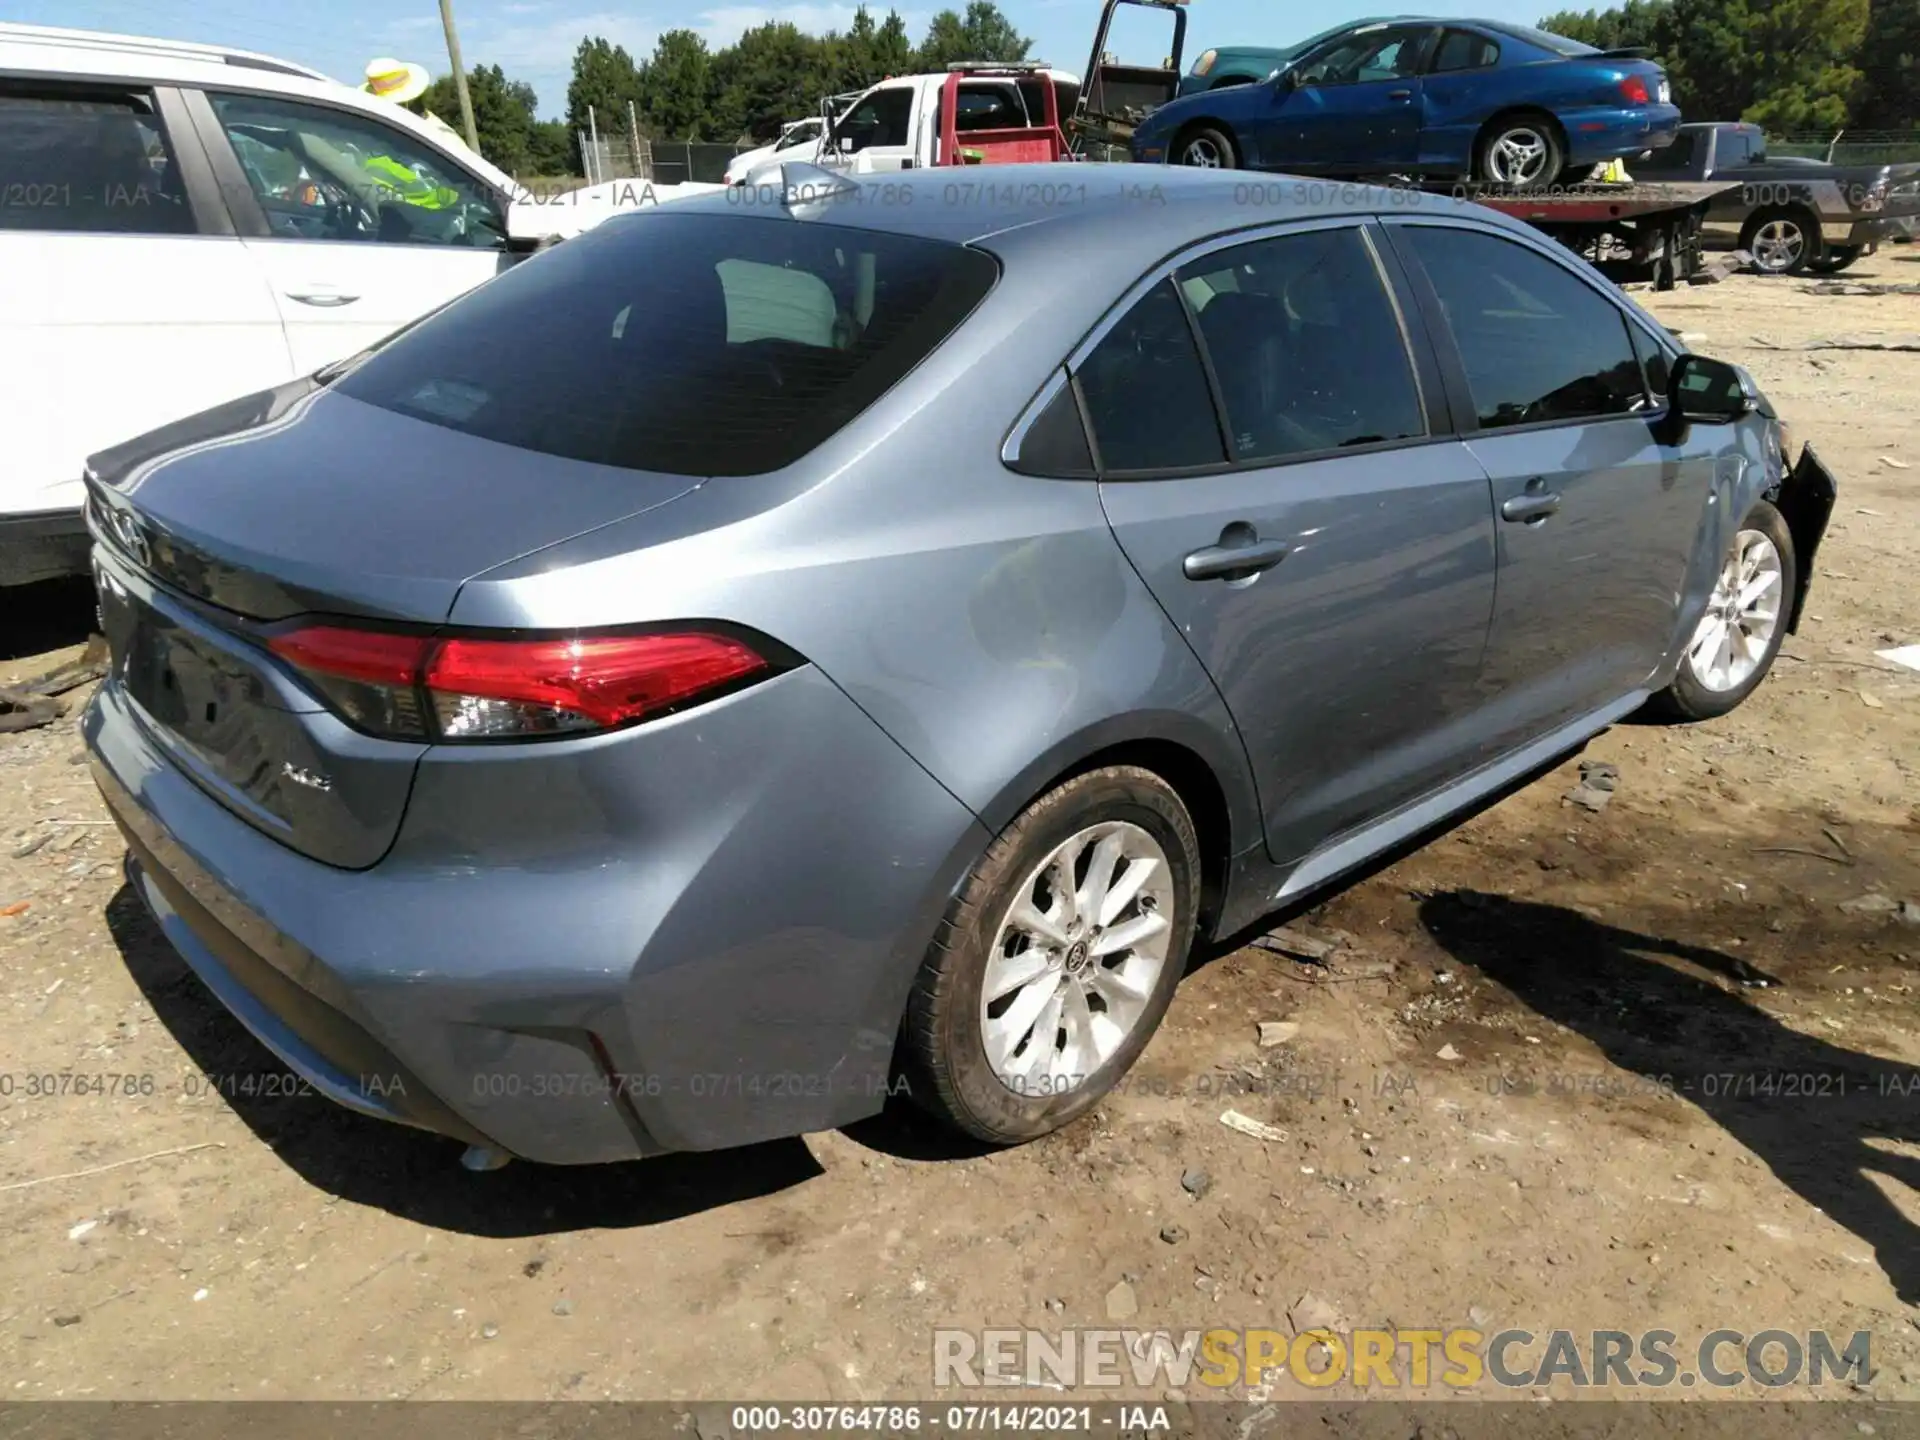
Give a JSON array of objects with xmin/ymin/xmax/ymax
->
[
  {"xmin": 0, "ymin": 87, "xmax": 194, "ymax": 235},
  {"xmin": 333, "ymin": 211, "xmax": 997, "ymax": 476},
  {"xmin": 1075, "ymin": 278, "xmax": 1225, "ymax": 473},
  {"xmin": 1398, "ymin": 226, "xmax": 1649, "ymax": 429},
  {"xmin": 1177, "ymin": 227, "xmax": 1424, "ymax": 462},
  {"xmin": 1430, "ymin": 30, "xmax": 1500, "ymax": 72}
]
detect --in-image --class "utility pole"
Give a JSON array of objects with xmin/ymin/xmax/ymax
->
[{"xmin": 438, "ymin": 0, "xmax": 482, "ymax": 155}]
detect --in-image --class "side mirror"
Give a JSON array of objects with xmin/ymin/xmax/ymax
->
[
  {"xmin": 1668, "ymin": 353, "xmax": 1756, "ymax": 422},
  {"xmin": 1272, "ymin": 67, "xmax": 1298, "ymax": 92}
]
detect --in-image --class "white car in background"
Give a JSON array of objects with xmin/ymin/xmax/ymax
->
[
  {"xmin": 0, "ymin": 23, "xmax": 711, "ymax": 588},
  {"xmin": 721, "ymin": 108, "xmax": 847, "ymax": 186}
]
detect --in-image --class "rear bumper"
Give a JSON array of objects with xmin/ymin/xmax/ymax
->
[
  {"xmin": 1563, "ymin": 104, "xmax": 1682, "ymax": 165},
  {"xmin": 0, "ymin": 505, "xmax": 89, "ymax": 588},
  {"xmin": 85, "ymin": 661, "xmax": 990, "ymax": 1164}
]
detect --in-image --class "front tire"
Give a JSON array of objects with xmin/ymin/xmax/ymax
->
[
  {"xmin": 1475, "ymin": 115, "xmax": 1564, "ymax": 187},
  {"xmin": 1807, "ymin": 245, "xmax": 1862, "ymax": 275},
  {"xmin": 1173, "ymin": 124, "xmax": 1239, "ymax": 170},
  {"xmin": 902, "ymin": 766, "xmax": 1200, "ymax": 1145},
  {"xmin": 1652, "ymin": 500, "xmax": 1796, "ymax": 721}
]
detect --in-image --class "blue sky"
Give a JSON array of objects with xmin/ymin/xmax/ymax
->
[{"xmin": 19, "ymin": 0, "xmax": 1559, "ymax": 121}]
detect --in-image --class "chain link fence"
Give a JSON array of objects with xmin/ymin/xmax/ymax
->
[{"xmin": 1768, "ymin": 131, "xmax": 1920, "ymax": 165}]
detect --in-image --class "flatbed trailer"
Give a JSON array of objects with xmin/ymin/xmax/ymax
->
[{"xmin": 1403, "ymin": 180, "xmax": 1746, "ymax": 289}]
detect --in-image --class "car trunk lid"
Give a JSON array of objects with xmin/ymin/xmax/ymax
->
[{"xmin": 85, "ymin": 384, "xmax": 705, "ymax": 869}]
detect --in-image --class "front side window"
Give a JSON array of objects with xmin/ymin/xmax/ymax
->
[
  {"xmin": 209, "ymin": 92, "xmax": 504, "ymax": 248},
  {"xmin": 1296, "ymin": 28, "xmax": 1431, "ymax": 86},
  {"xmin": 1399, "ymin": 226, "xmax": 1649, "ymax": 429},
  {"xmin": 835, "ymin": 88, "xmax": 913, "ymax": 151},
  {"xmin": 1075, "ymin": 278, "xmax": 1225, "ymax": 473},
  {"xmin": 1177, "ymin": 227, "xmax": 1424, "ymax": 462},
  {"xmin": 334, "ymin": 212, "xmax": 997, "ymax": 476},
  {"xmin": 0, "ymin": 86, "xmax": 193, "ymax": 235}
]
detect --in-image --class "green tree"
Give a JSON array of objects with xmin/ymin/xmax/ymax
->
[
  {"xmin": 639, "ymin": 29, "xmax": 713, "ymax": 138},
  {"xmin": 526, "ymin": 119, "xmax": 575, "ymax": 176},
  {"xmin": 1664, "ymin": 0, "xmax": 1867, "ymax": 130},
  {"xmin": 1538, "ymin": 0, "xmax": 1675, "ymax": 51},
  {"xmin": 1855, "ymin": 0, "xmax": 1920, "ymax": 128},
  {"xmin": 420, "ymin": 63, "xmax": 539, "ymax": 172},
  {"xmin": 914, "ymin": 1, "xmax": 1031, "ymax": 69},
  {"xmin": 566, "ymin": 36, "xmax": 644, "ymax": 146},
  {"xmin": 707, "ymin": 22, "xmax": 825, "ymax": 140},
  {"xmin": 873, "ymin": 9, "xmax": 916, "ymax": 76},
  {"xmin": 1539, "ymin": 0, "xmax": 1870, "ymax": 130}
]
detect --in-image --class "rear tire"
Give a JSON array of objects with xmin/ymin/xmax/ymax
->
[
  {"xmin": 1649, "ymin": 500, "xmax": 1796, "ymax": 722},
  {"xmin": 1806, "ymin": 245, "xmax": 1862, "ymax": 275},
  {"xmin": 1173, "ymin": 124, "xmax": 1239, "ymax": 170},
  {"xmin": 1742, "ymin": 209, "xmax": 1817, "ymax": 274},
  {"xmin": 1474, "ymin": 114, "xmax": 1564, "ymax": 187},
  {"xmin": 902, "ymin": 767, "xmax": 1200, "ymax": 1145}
]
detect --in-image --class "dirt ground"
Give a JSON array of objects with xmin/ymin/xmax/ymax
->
[{"xmin": 3, "ymin": 255, "xmax": 1918, "ymax": 1409}]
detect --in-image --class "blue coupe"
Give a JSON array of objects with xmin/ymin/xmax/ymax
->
[{"xmin": 1132, "ymin": 18, "xmax": 1681, "ymax": 186}]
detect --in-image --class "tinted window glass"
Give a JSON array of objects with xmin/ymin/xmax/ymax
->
[
  {"xmin": 1635, "ymin": 130, "xmax": 1694, "ymax": 172},
  {"xmin": 335, "ymin": 212, "xmax": 997, "ymax": 476},
  {"xmin": 1488, "ymin": 22, "xmax": 1598, "ymax": 56},
  {"xmin": 1431, "ymin": 30, "xmax": 1500, "ymax": 71},
  {"xmin": 1076, "ymin": 278, "xmax": 1224, "ymax": 472},
  {"xmin": 0, "ymin": 88, "xmax": 193, "ymax": 235},
  {"xmin": 836, "ymin": 88, "xmax": 913, "ymax": 150},
  {"xmin": 210, "ymin": 93, "xmax": 504, "ymax": 248},
  {"xmin": 1008, "ymin": 375, "xmax": 1095, "ymax": 477},
  {"xmin": 954, "ymin": 86, "xmax": 1022, "ymax": 132},
  {"xmin": 1632, "ymin": 326, "xmax": 1672, "ymax": 402},
  {"xmin": 1298, "ymin": 28, "xmax": 1429, "ymax": 86},
  {"xmin": 1179, "ymin": 228, "xmax": 1424, "ymax": 462},
  {"xmin": 1401, "ymin": 226, "xmax": 1648, "ymax": 429}
]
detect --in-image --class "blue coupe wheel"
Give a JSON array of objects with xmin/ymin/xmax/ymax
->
[
  {"xmin": 1476, "ymin": 116, "xmax": 1564, "ymax": 187},
  {"xmin": 1175, "ymin": 125, "xmax": 1239, "ymax": 170}
]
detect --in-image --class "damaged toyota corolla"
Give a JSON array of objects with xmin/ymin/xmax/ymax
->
[{"xmin": 81, "ymin": 163, "xmax": 1836, "ymax": 1168}]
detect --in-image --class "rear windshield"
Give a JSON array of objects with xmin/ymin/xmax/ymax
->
[
  {"xmin": 1489, "ymin": 23, "xmax": 1599, "ymax": 56},
  {"xmin": 333, "ymin": 210, "xmax": 998, "ymax": 476}
]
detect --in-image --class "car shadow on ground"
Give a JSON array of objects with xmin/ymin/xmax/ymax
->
[
  {"xmin": 2, "ymin": 577, "xmax": 95, "ymax": 662},
  {"xmin": 1418, "ymin": 888, "xmax": 1920, "ymax": 1307},
  {"xmin": 105, "ymin": 885, "xmax": 826, "ymax": 1237}
]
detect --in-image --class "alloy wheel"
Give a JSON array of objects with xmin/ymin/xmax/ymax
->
[
  {"xmin": 1686, "ymin": 528, "xmax": 1783, "ymax": 693},
  {"xmin": 979, "ymin": 821, "xmax": 1175, "ymax": 1093},
  {"xmin": 1751, "ymin": 219, "xmax": 1807, "ymax": 273},
  {"xmin": 1182, "ymin": 137, "xmax": 1225, "ymax": 168},
  {"xmin": 1487, "ymin": 127, "xmax": 1549, "ymax": 185}
]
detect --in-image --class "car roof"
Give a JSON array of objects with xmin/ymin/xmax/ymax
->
[
  {"xmin": 671, "ymin": 162, "xmax": 1515, "ymax": 259},
  {"xmin": 0, "ymin": 22, "xmax": 518, "ymax": 194}
]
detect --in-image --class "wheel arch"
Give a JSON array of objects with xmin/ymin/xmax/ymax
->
[
  {"xmin": 1169, "ymin": 116, "xmax": 1239, "ymax": 166},
  {"xmin": 972, "ymin": 720, "xmax": 1256, "ymax": 943}
]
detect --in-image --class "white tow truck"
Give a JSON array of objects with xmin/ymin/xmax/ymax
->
[{"xmin": 735, "ymin": 63, "xmax": 1081, "ymax": 178}]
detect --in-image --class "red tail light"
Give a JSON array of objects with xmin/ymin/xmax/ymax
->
[
  {"xmin": 1619, "ymin": 75, "xmax": 1650, "ymax": 104},
  {"xmin": 267, "ymin": 624, "xmax": 775, "ymax": 742}
]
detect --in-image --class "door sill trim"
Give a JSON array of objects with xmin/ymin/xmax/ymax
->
[{"xmin": 1272, "ymin": 690, "xmax": 1650, "ymax": 905}]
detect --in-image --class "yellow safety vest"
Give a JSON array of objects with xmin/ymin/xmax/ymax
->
[{"xmin": 360, "ymin": 153, "xmax": 459, "ymax": 209}]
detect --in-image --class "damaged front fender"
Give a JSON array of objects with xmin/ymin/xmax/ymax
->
[{"xmin": 1767, "ymin": 440, "xmax": 1839, "ymax": 634}]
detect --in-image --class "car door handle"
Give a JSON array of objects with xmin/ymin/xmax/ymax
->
[
  {"xmin": 1501, "ymin": 490, "xmax": 1562, "ymax": 523},
  {"xmin": 1183, "ymin": 534, "xmax": 1292, "ymax": 581},
  {"xmin": 1387, "ymin": 88, "xmax": 1413, "ymax": 100},
  {"xmin": 285, "ymin": 291, "xmax": 360, "ymax": 307}
]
